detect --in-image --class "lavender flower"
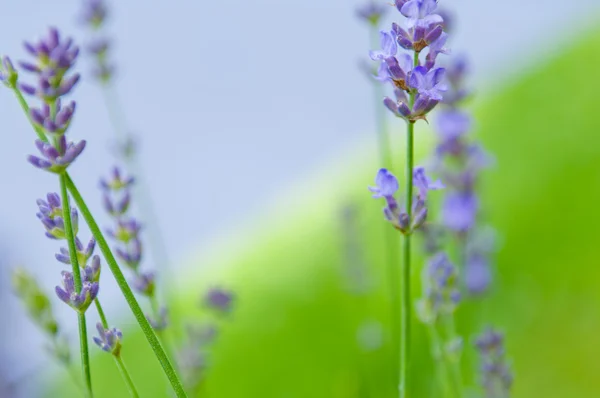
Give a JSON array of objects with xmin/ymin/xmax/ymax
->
[
  {"xmin": 356, "ymin": 1, "xmax": 388, "ymax": 26},
  {"xmin": 36, "ymin": 193, "xmax": 79, "ymax": 239},
  {"xmin": 80, "ymin": 0, "xmax": 108, "ymax": 29},
  {"xmin": 416, "ymin": 252, "xmax": 460, "ymax": 324},
  {"xmin": 475, "ymin": 328, "xmax": 513, "ymax": 397},
  {"xmin": 115, "ymin": 238, "xmax": 142, "ymax": 269},
  {"xmin": 370, "ymin": 31, "xmax": 398, "ymax": 62},
  {"xmin": 399, "ymin": 0, "xmax": 442, "ymax": 28},
  {"xmin": 106, "ymin": 218, "xmax": 142, "ymax": 243},
  {"xmin": 93, "ymin": 322, "xmax": 123, "ymax": 357},
  {"xmin": 204, "ymin": 287, "xmax": 234, "ymax": 313},
  {"xmin": 55, "ymin": 237, "xmax": 96, "ymax": 265},
  {"xmin": 100, "ymin": 167, "xmax": 135, "ymax": 191},
  {"xmin": 30, "ymin": 100, "xmax": 76, "ymax": 136},
  {"xmin": 369, "ymin": 168, "xmax": 442, "ymax": 233},
  {"xmin": 103, "ymin": 190, "xmax": 131, "ymax": 217},
  {"xmin": 28, "ymin": 137, "xmax": 86, "ymax": 174},
  {"xmin": 148, "ymin": 307, "xmax": 169, "ymax": 331},
  {"xmin": 409, "ymin": 66, "xmax": 447, "ymax": 101},
  {"xmin": 132, "ymin": 271, "xmax": 155, "ymax": 296},
  {"xmin": 55, "ymin": 270, "xmax": 99, "ymax": 313},
  {"xmin": 82, "ymin": 255, "xmax": 102, "ymax": 283}
]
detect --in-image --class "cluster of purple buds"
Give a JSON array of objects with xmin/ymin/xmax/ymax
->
[
  {"xmin": 36, "ymin": 193, "xmax": 79, "ymax": 239},
  {"xmin": 102, "ymin": 167, "xmax": 141, "ymax": 269},
  {"xmin": 356, "ymin": 1, "xmax": 388, "ymax": 26},
  {"xmin": 80, "ymin": 0, "xmax": 114, "ymax": 83},
  {"xmin": 416, "ymin": 252, "xmax": 460, "ymax": 324},
  {"xmin": 204, "ymin": 287, "xmax": 235, "ymax": 314},
  {"xmin": 93, "ymin": 322, "xmax": 123, "ymax": 357},
  {"xmin": 132, "ymin": 271, "xmax": 155, "ymax": 297},
  {"xmin": 55, "ymin": 236, "xmax": 96, "ymax": 266},
  {"xmin": 369, "ymin": 167, "xmax": 443, "ymax": 234},
  {"xmin": 15, "ymin": 28, "xmax": 86, "ymax": 174},
  {"xmin": 475, "ymin": 328, "xmax": 513, "ymax": 396},
  {"xmin": 371, "ymin": 0, "xmax": 449, "ymax": 123},
  {"xmin": 55, "ymin": 270, "xmax": 99, "ymax": 313}
]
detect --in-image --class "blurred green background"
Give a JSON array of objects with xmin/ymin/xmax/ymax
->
[{"xmin": 47, "ymin": 27, "xmax": 600, "ymax": 398}]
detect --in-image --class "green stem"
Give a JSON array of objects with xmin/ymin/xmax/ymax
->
[
  {"xmin": 95, "ymin": 299, "xmax": 109, "ymax": 329},
  {"xmin": 427, "ymin": 324, "xmax": 452, "ymax": 398},
  {"xmin": 65, "ymin": 174, "xmax": 188, "ymax": 398},
  {"xmin": 115, "ymin": 356, "xmax": 140, "ymax": 398},
  {"xmin": 400, "ymin": 51, "xmax": 419, "ymax": 398},
  {"xmin": 59, "ymin": 173, "xmax": 93, "ymax": 398},
  {"xmin": 11, "ymin": 87, "xmax": 48, "ymax": 143}
]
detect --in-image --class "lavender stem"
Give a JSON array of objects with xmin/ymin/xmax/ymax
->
[
  {"xmin": 65, "ymin": 174, "xmax": 188, "ymax": 397},
  {"xmin": 60, "ymin": 173, "xmax": 93, "ymax": 397},
  {"xmin": 115, "ymin": 356, "xmax": 140, "ymax": 398}
]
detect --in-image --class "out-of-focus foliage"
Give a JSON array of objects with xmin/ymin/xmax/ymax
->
[{"xmin": 48, "ymin": 29, "xmax": 600, "ymax": 398}]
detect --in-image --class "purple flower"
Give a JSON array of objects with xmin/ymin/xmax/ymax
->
[
  {"xmin": 369, "ymin": 31, "xmax": 398, "ymax": 62},
  {"xmin": 132, "ymin": 271, "xmax": 155, "ymax": 296},
  {"xmin": 356, "ymin": 1, "xmax": 388, "ymax": 26},
  {"xmin": 103, "ymin": 191, "xmax": 131, "ymax": 217},
  {"xmin": 409, "ymin": 66, "xmax": 447, "ymax": 101},
  {"xmin": 475, "ymin": 328, "xmax": 513, "ymax": 396},
  {"xmin": 392, "ymin": 21, "xmax": 443, "ymax": 53},
  {"xmin": 81, "ymin": 0, "xmax": 108, "ymax": 28},
  {"xmin": 30, "ymin": 100, "xmax": 76, "ymax": 135},
  {"xmin": 21, "ymin": 28, "xmax": 80, "ymax": 74},
  {"xmin": 148, "ymin": 307, "xmax": 168, "ymax": 331},
  {"xmin": 115, "ymin": 238, "xmax": 143, "ymax": 269},
  {"xmin": 106, "ymin": 218, "xmax": 142, "ymax": 243},
  {"xmin": 36, "ymin": 193, "xmax": 79, "ymax": 239},
  {"xmin": 56, "ymin": 236, "xmax": 96, "ymax": 265},
  {"xmin": 28, "ymin": 137, "xmax": 86, "ymax": 174},
  {"xmin": 400, "ymin": 0, "xmax": 443, "ymax": 28},
  {"xmin": 417, "ymin": 252, "xmax": 460, "ymax": 323},
  {"xmin": 413, "ymin": 166, "xmax": 444, "ymax": 199},
  {"xmin": 425, "ymin": 31, "xmax": 450, "ymax": 70},
  {"xmin": 435, "ymin": 110, "xmax": 471, "ymax": 141},
  {"xmin": 465, "ymin": 254, "xmax": 491, "ymax": 295},
  {"xmin": 369, "ymin": 168, "xmax": 399, "ymax": 199},
  {"xmin": 204, "ymin": 287, "xmax": 234, "ymax": 313},
  {"xmin": 93, "ymin": 322, "xmax": 122, "ymax": 357},
  {"xmin": 385, "ymin": 53, "xmax": 413, "ymax": 90},
  {"xmin": 55, "ymin": 271, "xmax": 99, "ymax": 313},
  {"xmin": 100, "ymin": 167, "xmax": 135, "ymax": 191},
  {"xmin": 19, "ymin": 72, "xmax": 81, "ymax": 102},
  {"xmin": 442, "ymin": 192, "xmax": 478, "ymax": 232},
  {"xmin": 82, "ymin": 255, "xmax": 102, "ymax": 283}
]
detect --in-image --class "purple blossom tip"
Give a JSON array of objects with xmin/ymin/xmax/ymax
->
[
  {"xmin": 369, "ymin": 168, "xmax": 399, "ymax": 199},
  {"xmin": 94, "ymin": 322, "xmax": 123, "ymax": 357},
  {"xmin": 131, "ymin": 271, "xmax": 155, "ymax": 296},
  {"xmin": 36, "ymin": 193, "xmax": 79, "ymax": 239},
  {"xmin": 55, "ymin": 271, "xmax": 98, "ymax": 313},
  {"xmin": 204, "ymin": 287, "xmax": 234, "ymax": 313}
]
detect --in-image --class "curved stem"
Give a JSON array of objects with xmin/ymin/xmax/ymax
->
[
  {"xmin": 59, "ymin": 173, "xmax": 93, "ymax": 397},
  {"xmin": 65, "ymin": 174, "xmax": 188, "ymax": 398},
  {"xmin": 115, "ymin": 356, "xmax": 141, "ymax": 398}
]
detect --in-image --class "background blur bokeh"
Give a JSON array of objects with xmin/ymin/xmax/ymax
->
[{"xmin": 1, "ymin": 0, "xmax": 600, "ymax": 397}]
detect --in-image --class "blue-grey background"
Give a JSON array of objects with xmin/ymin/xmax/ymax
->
[{"xmin": 0, "ymin": 0, "xmax": 599, "ymax": 395}]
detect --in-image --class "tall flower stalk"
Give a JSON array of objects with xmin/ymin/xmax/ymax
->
[
  {"xmin": 369, "ymin": 0, "xmax": 449, "ymax": 395},
  {"xmin": 0, "ymin": 28, "xmax": 187, "ymax": 397},
  {"xmin": 79, "ymin": 0, "xmax": 171, "ymax": 276}
]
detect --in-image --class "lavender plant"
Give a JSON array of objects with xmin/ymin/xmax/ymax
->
[
  {"xmin": 0, "ymin": 27, "xmax": 187, "ymax": 396},
  {"xmin": 368, "ymin": 0, "xmax": 448, "ymax": 395},
  {"xmin": 367, "ymin": 1, "xmax": 513, "ymax": 397}
]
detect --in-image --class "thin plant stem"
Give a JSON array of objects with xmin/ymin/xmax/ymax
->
[
  {"xmin": 11, "ymin": 87, "xmax": 47, "ymax": 143},
  {"xmin": 60, "ymin": 173, "xmax": 93, "ymax": 397},
  {"xmin": 115, "ymin": 356, "xmax": 140, "ymax": 398},
  {"xmin": 65, "ymin": 174, "xmax": 188, "ymax": 398},
  {"xmin": 400, "ymin": 51, "xmax": 420, "ymax": 398},
  {"xmin": 370, "ymin": 25, "xmax": 401, "ymax": 388},
  {"xmin": 95, "ymin": 299, "xmax": 109, "ymax": 329}
]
